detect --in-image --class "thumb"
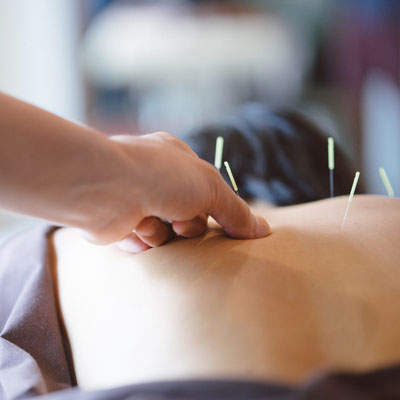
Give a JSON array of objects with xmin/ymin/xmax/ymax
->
[{"xmin": 208, "ymin": 177, "xmax": 271, "ymax": 239}]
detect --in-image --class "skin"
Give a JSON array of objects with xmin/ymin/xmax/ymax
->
[
  {"xmin": 0, "ymin": 92, "xmax": 269, "ymax": 251},
  {"xmin": 52, "ymin": 195, "xmax": 400, "ymax": 390}
]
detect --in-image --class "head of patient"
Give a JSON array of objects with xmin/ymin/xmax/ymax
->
[
  {"xmin": 185, "ymin": 104, "xmax": 364, "ymax": 205},
  {"xmin": 53, "ymin": 105, "xmax": 399, "ymax": 393}
]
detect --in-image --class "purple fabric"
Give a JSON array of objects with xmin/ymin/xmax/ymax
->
[
  {"xmin": 1, "ymin": 225, "xmax": 400, "ymax": 399},
  {"xmin": 0, "ymin": 225, "xmax": 72, "ymax": 399}
]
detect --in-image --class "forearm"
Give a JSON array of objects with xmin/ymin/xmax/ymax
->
[{"xmin": 0, "ymin": 92, "xmax": 135, "ymax": 233}]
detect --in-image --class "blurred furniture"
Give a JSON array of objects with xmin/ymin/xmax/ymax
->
[{"xmin": 82, "ymin": 3, "xmax": 309, "ymax": 134}]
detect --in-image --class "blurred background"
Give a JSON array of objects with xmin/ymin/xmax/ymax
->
[{"xmin": 0, "ymin": 0, "xmax": 399, "ymax": 243}]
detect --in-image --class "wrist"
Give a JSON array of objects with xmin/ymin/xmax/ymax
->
[{"xmin": 74, "ymin": 136, "xmax": 145, "ymax": 243}]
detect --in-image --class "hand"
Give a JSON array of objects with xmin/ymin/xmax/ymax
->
[
  {"xmin": 84, "ymin": 132, "xmax": 271, "ymax": 252},
  {"xmin": 0, "ymin": 93, "xmax": 268, "ymax": 247}
]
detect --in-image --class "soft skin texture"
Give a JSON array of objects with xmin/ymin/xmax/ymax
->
[
  {"xmin": 0, "ymin": 92, "xmax": 269, "ymax": 251},
  {"xmin": 52, "ymin": 195, "xmax": 400, "ymax": 390}
]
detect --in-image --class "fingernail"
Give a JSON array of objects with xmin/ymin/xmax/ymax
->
[
  {"xmin": 254, "ymin": 217, "xmax": 271, "ymax": 238},
  {"xmin": 116, "ymin": 237, "xmax": 150, "ymax": 253}
]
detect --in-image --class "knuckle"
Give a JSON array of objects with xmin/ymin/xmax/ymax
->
[
  {"xmin": 148, "ymin": 228, "xmax": 170, "ymax": 247},
  {"xmin": 155, "ymin": 131, "xmax": 194, "ymax": 153},
  {"xmin": 138, "ymin": 218, "xmax": 174, "ymax": 247},
  {"xmin": 136, "ymin": 217, "xmax": 158, "ymax": 236},
  {"xmin": 154, "ymin": 131, "xmax": 175, "ymax": 144},
  {"xmin": 181, "ymin": 215, "xmax": 207, "ymax": 237},
  {"xmin": 154, "ymin": 131, "xmax": 172, "ymax": 137}
]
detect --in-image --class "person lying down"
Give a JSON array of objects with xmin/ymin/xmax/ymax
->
[
  {"xmin": 53, "ymin": 194, "xmax": 400, "ymax": 393},
  {"xmin": 2, "ymin": 105, "xmax": 400, "ymax": 399},
  {"xmin": 51, "ymin": 106, "xmax": 400, "ymax": 397}
]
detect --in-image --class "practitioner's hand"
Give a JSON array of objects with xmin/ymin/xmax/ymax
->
[
  {"xmin": 0, "ymin": 93, "xmax": 268, "ymax": 249},
  {"xmin": 84, "ymin": 132, "xmax": 271, "ymax": 252}
]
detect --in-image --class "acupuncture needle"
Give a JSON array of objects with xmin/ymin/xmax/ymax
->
[
  {"xmin": 379, "ymin": 167, "xmax": 395, "ymax": 197},
  {"xmin": 224, "ymin": 161, "xmax": 239, "ymax": 195},
  {"xmin": 328, "ymin": 137, "xmax": 335, "ymax": 198},
  {"xmin": 214, "ymin": 136, "xmax": 224, "ymax": 170},
  {"xmin": 341, "ymin": 171, "xmax": 360, "ymax": 229}
]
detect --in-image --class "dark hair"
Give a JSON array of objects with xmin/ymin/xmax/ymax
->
[{"xmin": 185, "ymin": 104, "xmax": 364, "ymax": 206}]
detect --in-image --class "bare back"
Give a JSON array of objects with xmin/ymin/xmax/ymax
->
[{"xmin": 52, "ymin": 195, "xmax": 400, "ymax": 390}]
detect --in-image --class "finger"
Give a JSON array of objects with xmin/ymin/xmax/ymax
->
[
  {"xmin": 208, "ymin": 174, "xmax": 271, "ymax": 239},
  {"xmin": 135, "ymin": 216, "xmax": 175, "ymax": 248},
  {"xmin": 116, "ymin": 232, "xmax": 151, "ymax": 254},
  {"xmin": 172, "ymin": 214, "xmax": 208, "ymax": 237}
]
